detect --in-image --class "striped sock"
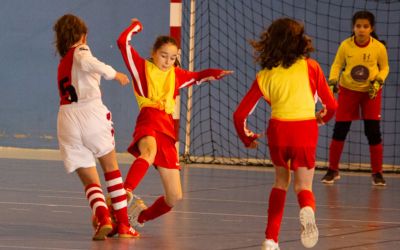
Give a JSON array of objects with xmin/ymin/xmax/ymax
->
[
  {"xmin": 85, "ymin": 183, "xmax": 108, "ymax": 223},
  {"xmin": 104, "ymin": 170, "xmax": 129, "ymax": 225}
]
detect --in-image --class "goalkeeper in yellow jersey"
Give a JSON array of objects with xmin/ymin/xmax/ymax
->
[{"xmin": 321, "ymin": 11, "xmax": 389, "ymax": 186}]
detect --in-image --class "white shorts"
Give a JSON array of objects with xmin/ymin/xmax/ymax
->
[{"xmin": 57, "ymin": 99, "xmax": 115, "ymax": 173}]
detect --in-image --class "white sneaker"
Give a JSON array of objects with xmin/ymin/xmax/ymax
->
[
  {"xmin": 127, "ymin": 194, "xmax": 147, "ymax": 228},
  {"xmin": 261, "ymin": 239, "xmax": 280, "ymax": 250},
  {"xmin": 299, "ymin": 206, "xmax": 319, "ymax": 248}
]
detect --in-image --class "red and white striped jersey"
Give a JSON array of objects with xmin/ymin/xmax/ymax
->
[{"xmin": 57, "ymin": 44, "xmax": 116, "ymax": 105}]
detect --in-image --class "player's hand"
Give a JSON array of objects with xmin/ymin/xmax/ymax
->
[
  {"xmin": 368, "ymin": 80, "xmax": 382, "ymax": 99},
  {"xmin": 328, "ymin": 79, "xmax": 339, "ymax": 94},
  {"xmin": 245, "ymin": 133, "xmax": 261, "ymax": 149},
  {"xmin": 115, "ymin": 72, "xmax": 130, "ymax": 86},
  {"xmin": 246, "ymin": 140, "xmax": 259, "ymax": 149},
  {"xmin": 316, "ymin": 106, "xmax": 327, "ymax": 125},
  {"xmin": 217, "ymin": 70, "xmax": 234, "ymax": 79},
  {"xmin": 131, "ymin": 18, "xmax": 139, "ymax": 24},
  {"xmin": 200, "ymin": 71, "xmax": 234, "ymax": 83}
]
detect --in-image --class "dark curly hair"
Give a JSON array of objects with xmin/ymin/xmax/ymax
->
[
  {"xmin": 250, "ymin": 18, "xmax": 314, "ymax": 70},
  {"xmin": 53, "ymin": 14, "xmax": 88, "ymax": 57}
]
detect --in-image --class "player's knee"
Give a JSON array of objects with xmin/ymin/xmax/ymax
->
[
  {"xmin": 364, "ymin": 120, "xmax": 382, "ymax": 145},
  {"xmin": 293, "ymin": 184, "xmax": 311, "ymax": 194},
  {"xmin": 165, "ymin": 192, "xmax": 183, "ymax": 207},
  {"xmin": 274, "ymin": 179, "xmax": 290, "ymax": 191},
  {"xmin": 332, "ymin": 121, "xmax": 351, "ymax": 141},
  {"xmin": 140, "ymin": 149, "xmax": 156, "ymax": 164}
]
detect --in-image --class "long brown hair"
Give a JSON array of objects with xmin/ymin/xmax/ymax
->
[
  {"xmin": 53, "ymin": 14, "xmax": 88, "ymax": 57},
  {"xmin": 250, "ymin": 18, "xmax": 314, "ymax": 69}
]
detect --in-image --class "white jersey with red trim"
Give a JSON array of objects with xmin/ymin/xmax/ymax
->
[{"xmin": 57, "ymin": 44, "xmax": 116, "ymax": 105}]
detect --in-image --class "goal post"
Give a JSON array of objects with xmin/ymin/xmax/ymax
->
[{"xmin": 178, "ymin": 0, "xmax": 400, "ymax": 172}]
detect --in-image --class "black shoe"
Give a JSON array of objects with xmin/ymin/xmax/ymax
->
[
  {"xmin": 372, "ymin": 172, "xmax": 386, "ymax": 186},
  {"xmin": 321, "ymin": 169, "xmax": 340, "ymax": 184}
]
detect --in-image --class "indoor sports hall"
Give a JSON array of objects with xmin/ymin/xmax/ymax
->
[{"xmin": 0, "ymin": 1, "xmax": 399, "ymax": 250}]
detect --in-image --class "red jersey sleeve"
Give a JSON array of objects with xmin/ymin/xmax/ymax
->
[
  {"xmin": 175, "ymin": 67, "xmax": 225, "ymax": 89},
  {"xmin": 117, "ymin": 21, "xmax": 148, "ymax": 97},
  {"xmin": 307, "ymin": 58, "xmax": 338, "ymax": 124},
  {"xmin": 233, "ymin": 79, "xmax": 263, "ymax": 147}
]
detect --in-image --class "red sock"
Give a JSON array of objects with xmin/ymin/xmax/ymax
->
[
  {"xmin": 124, "ymin": 158, "xmax": 150, "ymax": 191},
  {"xmin": 85, "ymin": 183, "xmax": 108, "ymax": 223},
  {"xmin": 104, "ymin": 170, "xmax": 129, "ymax": 225},
  {"xmin": 297, "ymin": 189, "xmax": 316, "ymax": 211},
  {"xmin": 329, "ymin": 139, "xmax": 345, "ymax": 171},
  {"xmin": 370, "ymin": 143, "xmax": 383, "ymax": 174},
  {"xmin": 265, "ymin": 188, "xmax": 286, "ymax": 242},
  {"xmin": 138, "ymin": 196, "xmax": 172, "ymax": 223}
]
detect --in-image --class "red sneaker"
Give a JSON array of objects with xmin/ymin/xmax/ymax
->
[
  {"xmin": 118, "ymin": 223, "xmax": 140, "ymax": 238},
  {"xmin": 92, "ymin": 217, "xmax": 113, "ymax": 241},
  {"xmin": 107, "ymin": 221, "xmax": 118, "ymax": 238},
  {"xmin": 91, "ymin": 215, "xmax": 98, "ymax": 229}
]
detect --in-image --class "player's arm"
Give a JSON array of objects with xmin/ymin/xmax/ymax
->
[
  {"xmin": 177, "ymin": 68, "xmax": 233, "ymax": 89},
  {"xmin": 376, "ymin": 44, "xmax": 389, "ymax": 83},
  {"xmin": 310, "ymin": 60, "xmax": 338, "ymax": 124},
  {"xmin": 75, "ymin": 45, "xmax": 117, "ymax": 80},
  {"xmin": 233, "ymin": 79, "xmax": 262, "ymax": 148},
  {"xmin": 116, "ymin": 19, "xmax": 147, "ymax": 96},
  {"xmin": 328, "ymin": 42, "xmax": 346, "ymax": 92}
]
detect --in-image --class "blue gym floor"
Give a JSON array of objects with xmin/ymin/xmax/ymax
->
[{"xmin": 0, "ymin": 149, "xmax": 399, "ymax": 250}]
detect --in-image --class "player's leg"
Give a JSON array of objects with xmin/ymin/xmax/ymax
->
[
  {"xmin": 294, "ymin": 167, "xmax": 318, "ymax": 248},
  {"xmin": 263, "ymin": 165, "xmax": 290, "ymax": 249},
  {"xmin": 58, "ymin": 107, "xmax": 112, "ymax": 240},
  {"xmin": 362, "ymin": 92, "xmax": 386, "ymax": 186},
  {"xmin": 98, "ymin": 150, "xmax": 139, "ymax": 238},
  {"xmin": 321, "ymin": 121, "xmax": 351, "ymax": 184},
  {"xmin": 138, "ymin": 168, "xmax": 181, "ymax": 224},
  {"xmin": 125, "ymin": 136, "xmax": 157, "ymax": 192},
  {"xmin": 76, "ymin": 167, "xmax": 113, "ymax": 240}
]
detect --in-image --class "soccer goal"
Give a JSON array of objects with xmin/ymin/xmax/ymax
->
[{"xmin": 177, "ymin": 0, "xmax": 400, "ymax": 172}]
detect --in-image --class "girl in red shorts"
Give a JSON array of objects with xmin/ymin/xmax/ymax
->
[
  {"xmin": 321, "ymin": 11, "xmax": 389, "ymax": 186},
  {"xmin": 116, "ymin": 18, "xmax": 232, "ymax": 229},
  {"xmin": 233, "ymin": 18, "xmax": 337, "ymax": 249}
]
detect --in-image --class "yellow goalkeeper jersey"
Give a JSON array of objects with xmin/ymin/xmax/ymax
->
[{"xmin": 329, "ymin": 36, "xmax": 389, "ymax": 92}]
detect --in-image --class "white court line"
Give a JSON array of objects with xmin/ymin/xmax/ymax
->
[
  {"xmin": 1, "ymin": 201, "xmax": 399, "ymax": 226},
  {"xmin": 11, "ymin": 193, "xmax": 400, "ymax": 213},
  {"xmin": 0, "ymin": 186, "xmax": 81, "ymax": 195},
  {"xmin": 183, "ymin": 197, "xmax": 400, "ymax": 212},
  {"xmin": 8, "ymin": 208, "xmax": 29, "ymax": 211},
  {"xmin": 0, "ymin": 201, "xmax": 86, "ymax": 209},
  {"xmin": 0, "ymin": 246, "xmax": 85, "ymax": 250},
  {"xmin": 51, "ymin": 210, "xmax": 73, "ymax": 214},
  {"xmin": 171, "ymin": 210, "xmax": 400, "ymax": 225}
]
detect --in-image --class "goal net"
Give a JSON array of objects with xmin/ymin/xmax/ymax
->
[{"xmin": 178, "ymin": 0, "xmax": 400, "ymax": 172}]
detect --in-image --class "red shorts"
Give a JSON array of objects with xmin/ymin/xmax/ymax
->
[
  {"xmin": 267, "ymin": 119, "xmax": 318, "ymax": 170},
  {"xmin": 336, "ymin": 86, "xmax": 382, "ymax": 121},
  {"xmin": 127, "ymin": 127, "xmax": 180, "ymax": 170},
  {"xmin": 269, "ymin": 146, "xmax": 316, "ymax": 170}
]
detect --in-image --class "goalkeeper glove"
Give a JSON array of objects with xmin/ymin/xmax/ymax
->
[
  {"xmin": 328, "ymin": 79, "xmax": 339, "ymax": 94},
  {"xmin": 368, "ymin": 79, "xmax": 383, "ymax": 99}
]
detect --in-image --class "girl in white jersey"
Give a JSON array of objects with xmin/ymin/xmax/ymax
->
[{"xmin": 53, "ymin": 14, "xmax": 138, "ymax": 240}]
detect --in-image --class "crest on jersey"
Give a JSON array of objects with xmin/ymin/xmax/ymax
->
[{"xmin": 350, "ymin": 65, "xmax": 369, "ymax": 82}]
